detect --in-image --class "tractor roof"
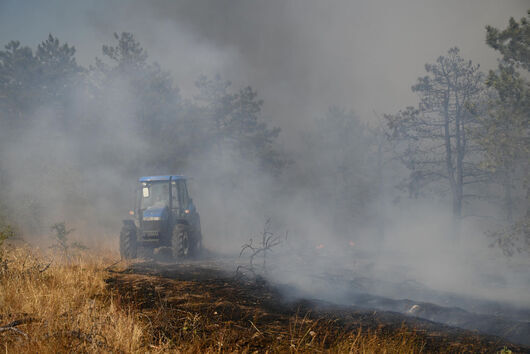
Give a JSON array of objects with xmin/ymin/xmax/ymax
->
[{"xmin": 138, "ymin": 175, "xmax": 186, "ymax": 182}]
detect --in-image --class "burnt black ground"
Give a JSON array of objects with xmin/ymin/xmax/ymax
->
[
  {"xmin": 108, "ymin": 258, "xmax": 530, "ymax": 352},
  {"xmin": 275, "ymin": 270, "xmax": 530, "ymax": 346}
]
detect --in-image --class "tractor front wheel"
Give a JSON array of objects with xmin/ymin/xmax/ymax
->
[
  {"xmin": 172, "ymin": 223, "xmax": 190, "ymax": 259},
  {"xmin": 190, "ymin": 229, "xmax": 202, "ymax": 256},
  {"xmin": 120, "ymin": 223, "xmax": 137, "ymax": 260}
]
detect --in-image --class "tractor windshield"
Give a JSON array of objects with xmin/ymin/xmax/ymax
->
[{"xmin": 140, "ymin": 181, "xmax": 170, "ymax": 209}]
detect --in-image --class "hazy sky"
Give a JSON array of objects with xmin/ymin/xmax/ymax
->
[{"xmin": 1, "ymin": 1, "xmax": 528, "ymax": 141}]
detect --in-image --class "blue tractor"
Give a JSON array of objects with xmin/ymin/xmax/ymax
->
[{"xmin": 120, "ymin": 175, "xmax": 202, "ymax": 260}]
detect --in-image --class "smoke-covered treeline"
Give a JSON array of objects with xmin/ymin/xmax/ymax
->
[
  {"xmin": 383, "ymin": 13, "xmax": 529, "ymax": 256},
  {"xmin": 0, "ymin": 10, "xmax": 528, "ymax": 261},
  {"xmin": 0, "ymin": 32, "xmax": 287, "ymax": 244}
]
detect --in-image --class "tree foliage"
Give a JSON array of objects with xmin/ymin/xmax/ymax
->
[
  {"xmin": 102, "ymin": 32, "xmax": 148, "ymax": 70},
  {"xmin": 194, "ymin": 75, "xmax": 287, "ymax": 173},
  {"xmin": 295, "ymin": 107, "xmax": 384, "ymax": 236},
  {"xmin": 0, "ymin": 35, "xmax": 81, "ymax": 130},
  {"xmin": 386, "ymin": 48, "xmax": 485, "ymax": 225},
  {"xmin": 486, "ymin": 10, "xmax": 530, "ymax": 70},
  {"xmin": 481, "ymin": 11, "xmax": 530, "ymax": 254},
  {"xmin": 50, "ymin": 222, "xmax": 87, "ymax": 259},
  {"xmin": 95, "ymin": 32, "xmax": 184, "ymax": 173},
  {"xmin": 482, "ymin": 12, "xmax": 530, "ymax": 174}
]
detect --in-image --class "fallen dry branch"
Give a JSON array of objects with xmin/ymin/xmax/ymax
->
[
  {"xmin": 103, "ymin": 259, "xmax": 122, "ymax": 272},
  {"xmin": 0, "ymin": 317, "xmax": 35, "ymax": 338},
  {"xmin": 38, "ymin": 261, "xmax": 53, "ymax": 273}
]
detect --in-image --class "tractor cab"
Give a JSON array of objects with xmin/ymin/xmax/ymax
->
[{"xmin": 137, "ymin": 176, "xmax": 194, "ymax": 220}]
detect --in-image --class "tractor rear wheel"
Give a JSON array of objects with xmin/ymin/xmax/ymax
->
[
  {"xmin": 172, "ymin": 223, "xmax": 190, "ymax": 259},
  {"xmin": 120, "ymin": 223, "xmax": 137, "ymax": 260}
]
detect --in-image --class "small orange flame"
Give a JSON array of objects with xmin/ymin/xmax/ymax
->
[{"xmin": 316, "ymin": 244, "xmax": 325, "ymax": 250}]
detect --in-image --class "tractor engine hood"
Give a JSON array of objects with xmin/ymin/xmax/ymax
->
[{"xmin": 142, "ymin": 206, "xmax": 168, "ymax": 221}]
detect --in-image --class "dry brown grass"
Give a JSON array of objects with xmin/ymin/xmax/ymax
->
[
  {"xmin": 0, "ymin": 245, "xmax": 146, "ymax": 352},
  {"xmin": 0, "ymin": 244, "xmax": 455, "ymax": 353}
]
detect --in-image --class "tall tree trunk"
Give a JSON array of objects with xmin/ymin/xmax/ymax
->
[
  {"xmin": 503, "ymin": 170, "xmax": 514, "ymax": 222},
  {"xmin": 443, "ymin": 95, "xmax": 458, "ymax": 213},
  {"xmin": 514, "ymin": 181, "xmax": 530, "ymax": 253},
  {"xmin": 454, "ymin": 99, "xmax": 464, "ymax": 220},
  {"xmin": 443, "ymin": 91, "xmax": 461, "ymax": 240},
  {"xmin": 376, "ymin": 142, "xmax": 385, "ymax": 244}
]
